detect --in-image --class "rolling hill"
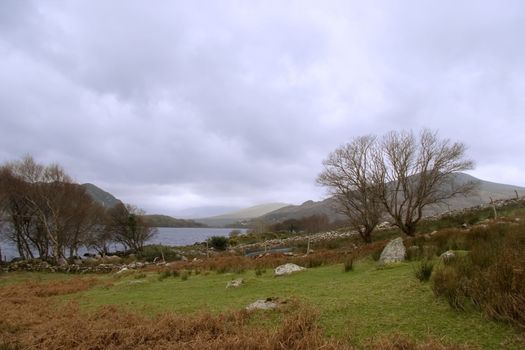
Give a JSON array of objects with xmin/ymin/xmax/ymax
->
[
  {"xmin": 142, "ymin": 215, "xmax": 207, "ymax": 228},
  {"xmin": 81, "ymin": 183, "xmax": 122, "ymax": 208},
  {"xmin": 261, "ymin": 173, "xmax": 525, "ymax": 224},
  {"xmin": 195, "ymin": 202, "xmax": 290, "ymax": 227}
]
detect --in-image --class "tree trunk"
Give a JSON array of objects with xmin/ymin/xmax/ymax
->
[{"xmin": 359, "ymin": 229, "xmax": 372, "ymax": 243}]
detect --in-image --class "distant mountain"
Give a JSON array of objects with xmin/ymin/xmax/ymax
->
[
  {"xmin": 261, "ymin": 173, "xmax": 525, "ymax": 224},
  {"xmin": 142, "ymin": 214, "xmax": 207, "ymax": 228},
  {"xmin": 81, "ymin": 183, "xmax": 122, "ymax": 208},
  {"xmin": 196, "ymin": 202, "xmax": 290, "ymax": 227},
  {"xmin": 173, "ymin": 206, "xmax": 243, "ymax": 218}
]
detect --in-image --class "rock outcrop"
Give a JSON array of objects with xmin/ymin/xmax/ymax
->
[
  {"xmin": 379, "ymin": 237, "xmax": 406, "ymax": 264},
  {"xmin": 274, "ymin": 263, "xmax": 305, "ymax": 276},
  {"xmin": 226, "ymin": 278, "xmax": 244, "ymax": 288}
]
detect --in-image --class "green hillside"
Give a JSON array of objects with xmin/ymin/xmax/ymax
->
[{"xmin": 142, "ymin": 214, "xmax": 206, "ymax": 228}]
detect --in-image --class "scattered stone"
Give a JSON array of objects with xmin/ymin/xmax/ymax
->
[
  {"xmin": 274, "ymin": 263, "xmax": 305, "ymax": 276},
  {"xmin": 377, "ymin": 221, "xmax": 392, "ymax": 229},
  {"xmin": 440, "ymin": 250, "xmax": 456, "ymax": 261},
  {"xmin": 379, "ymin": 237, "xmax": 406, "ymax": 264},
  {"xmin": 226, "ymin": 278, "xmax": 244, "ymax": 288},
  {"xmin": 246, "ymin": 298, "xmax": 278, "ymax": 311},
  {"xmin": 57, "ymin": 257, "xmax": 68, "ymax": 266},
  {"xmin": 103, "ymin": 255, "xmax": 122, "ymax": 263},
  {"xmin": 116, "ymin": 267, "xmax": 129, "ymax": 274}
]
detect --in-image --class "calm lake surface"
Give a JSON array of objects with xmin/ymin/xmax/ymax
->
[{"xmin": 0, "ymin": 227, "xmax": 247, "ymax": 261}]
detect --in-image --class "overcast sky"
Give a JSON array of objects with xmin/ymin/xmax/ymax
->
[{"xmin": 1, "ymin": 1, "xmax": 524, "ymax": 216}]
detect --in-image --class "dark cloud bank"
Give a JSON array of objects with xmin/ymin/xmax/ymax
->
[{"xmin": 1, "ymin": 1, "xmax": 524, "ymax": 216}]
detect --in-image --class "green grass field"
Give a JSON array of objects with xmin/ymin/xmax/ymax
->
[{"xmin": 46, "ymin": 259, "xmax": 522, "ymax": 349}]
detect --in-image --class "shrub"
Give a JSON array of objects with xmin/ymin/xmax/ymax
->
[
  {"xmin": 431, "ymin": 264, "xmax": 468, "ymax": 310},
  {"xmin": 134, "ymin": 273, "xmax": 146, "ymax": 279},
  {"xmin": 255, "ymin": 267, "xmax": 266, "ymax": 277},
  {"xmin": 180, "ymin": 271, "xmax": 189, "ymax": 281},
  {"xmin": 305, "ymin": 257, "xmax": 323, "ymax": 268},
  {"xmin": 431, "ymin": 221, "xmax": 525, "ymax": 328},
  {"xmin": 139, "ymin": 244, "xmax": 181, "ymax": 262},
  {"xmin": 157, "ymin": 270, "xmax": 171, "ymax": 281},
  {"xmin": 414, "ymin": 259, "xmax": 434, "ymax": 282},
  {"xmin": 209, "ymin": 236, "xmax": 229, "ymax": 251},
  {"xmin": 406, "ymin": 246, "xmax": 421, "ymax": 261},
  {"xmin": 371, "ymin": 249, "xmax": 382, "ymax": 262},
  {"xmin": 422, "ymin": 245, "xmax": 438, "ymax": 259}
]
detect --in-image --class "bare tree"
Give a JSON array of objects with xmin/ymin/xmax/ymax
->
[
  {"xmin": 372, "ymin": 129, "xmax": 476, "ymax": 236},
  {"xmin": 317, "ymin": 136, "xmax": 383, "ymax": 243},
  {"xmin": 107, "ymin": 203, "xmax": 157, "ymax": 252},
  {"xmin": 0, "ymin": 156, "xmax": 107, "ymax": 261}
]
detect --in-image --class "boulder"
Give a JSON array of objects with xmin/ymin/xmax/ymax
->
[
  {"xmin": 246, "ymin": 298, "xmax": 278, "ymax": 311},
  {"xmin": 226, "ymin": 278, "xmax": 244, "ymax": 289},
  {"xmin": 440, "ymin": 250, "xmax": 456, "ymax": 261},
  {"xmin": 274, "ymin": 263, "xmax": 305, "ymax": 276},
  {"xmin": 379, "ymin": 237, "xmax": 406, "ymax": 264},
  {"xmin": 116, "ymin": 267, "xmax": 129, "ymax": 274}
]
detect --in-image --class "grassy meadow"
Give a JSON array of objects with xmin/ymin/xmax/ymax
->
[
  {"xmin": 1, "ymin": 201, "xmax": 524, "ymax": 349},
  {"xmin": 2, "ymin": 258, "xmax": 523, "ymax": 349}
]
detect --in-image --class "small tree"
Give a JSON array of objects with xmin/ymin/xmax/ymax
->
[
  {"xmin": 209, "ymin": 236, "xmax": 229, "ymax": 251},
  {"xmin": 372, "ymin": 129, "xmax": 476, "ymax": 236},
  {"xmin": 108, "ymin": 203, "xmax": 157, "ymax": 252},
  {"xmin": 317, "ymin": 136, "xmax": 383, "ymax": 243}
]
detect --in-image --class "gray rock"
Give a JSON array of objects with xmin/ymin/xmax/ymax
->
[
  {"xmin": 379, "ymin": 237, "xmax": 406, "ymax": 264},
  {"xmin": 246, "ymin": 298, "xmax": 278, "ymax": 311},
  {"xmin": 274, "ymin": 263, "xmax": 306, "ymax": 276},
  {"xmin": 226, "ymin": 278, "xmax": 244, "ymax": 288},
  {"xmin": 440, "ymin": 250, "xmax": 456, "ymax": 261},
  {"xmin": 116, "ymin": 267, "xmax": 129, "ymax": 274}
]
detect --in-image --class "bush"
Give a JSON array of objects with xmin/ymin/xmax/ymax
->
[
  {"xmin": 431, "ymin": 263, "xmax": 468, "ymax": 310},
  {"xmin": 180, "ymin": 271, "xmax": 189, "ymax": 281},
  {"xmin": 157, "ymin": 270, "xmax": 171, "ymax": 281},
  {"xmin": 406, "ymin": 246, "xmax": 421, "ymax": 261},
  {"xmin": 371, "ymin": 249, "xmax": 382, "ymax": 262},
  {"xmin": 140, "ymin": 245, "xmax": 181, "ymax": 262},
  {"xmin": 414, "ymin": 259, "xmax": 434, "ymax": 282},
  {"xmin": 209, "ymin": 236, "xmax": 229, "ymax": 251},
  {"xmin": 305, "ymin": 257, "xmax": 323, "ymax": 268},
  {"xmin": 255, "ymin": 267, "xmax": 266, "ymax": 277},
  {"xmin": 431, "ymin": 221, "xmax": 525, "ymax": 328}
]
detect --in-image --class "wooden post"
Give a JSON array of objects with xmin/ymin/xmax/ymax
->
[
  {"xmin": 490, "ymin": 197, "xmax": 497, "ymax": 220},
  {"xmin": 515, "ymin": 190, "xmax": 519, "ymax": 199},
  {"xmin": 306, "ymin": 238, "xmax": 311, "ymax": 255},
  {"xmin": 160, "ymin": 246, "xmax": 165, "ymax": 263}
]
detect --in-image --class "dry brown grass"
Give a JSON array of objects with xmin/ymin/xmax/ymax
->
[
  {"xmin": 159, "ymin": 240, "xmax": 387, "ymax": 275},
  {"xmin": 0, "ymin": 277, "xmax": 347, "ymax": 349},
  {"xmin": 431, "ymin": 219, "xmax": 525, "ymax": 330},
  {"xmin": 367, "ymin": 334, "xmax": 473, "ymax": 349}
]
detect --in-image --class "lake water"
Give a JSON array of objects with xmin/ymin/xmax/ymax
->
[{"xmin": 0, "ymin": 227, "xmax": 247, "ymax": 261}]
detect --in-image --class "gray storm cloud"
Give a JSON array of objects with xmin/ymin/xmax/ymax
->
[{"xmin": 0, "ymin": 0, "xmax": 524, "ymax": 215}]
